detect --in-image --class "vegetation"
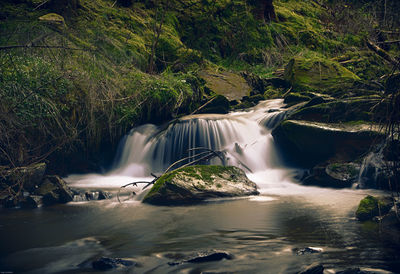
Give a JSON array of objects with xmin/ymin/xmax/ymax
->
[
  {"xmin": 0, "ymin": 0, "xmax": 399, "ymax": 178},
  {"xmin": 356, "ymin": 195, "xmax": 393, "ymax": 221}
]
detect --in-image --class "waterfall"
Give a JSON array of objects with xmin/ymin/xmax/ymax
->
[
  {"xmin": 65, "ymin": 99, "xmax": 291, "ymax": 188},
  {"xmin": 111, "ymin": 99, "xmax": 287, "ymax": 177}
]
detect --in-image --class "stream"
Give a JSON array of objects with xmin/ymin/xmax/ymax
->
[{"xmin": 0, "ymin": 100, "xmax": 399, "ymax": 273}]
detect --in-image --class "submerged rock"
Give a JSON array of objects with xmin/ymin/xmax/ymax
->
[
  {"xmin": 92, "ymin": 257, "xmax": 135, "ymax": 270},
  {"xmin": 355, "ymin": 195, "xmax": 393, "ymax": 221},
  {"xmin": 297, "ymin": 262, "xmax": 324, "ymax": 274},
  {"xmin": 293, "ymin": 247, "xmax": 323, "ymax": 255},
  {"xmin": 167, "ymin": 250, "xmax": 233, "ymax": 265},
  {"xmin": 142, "ymin": 165, "xmax": 259, "ymax": 205}
]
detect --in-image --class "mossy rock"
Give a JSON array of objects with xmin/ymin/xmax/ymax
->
[
  {"xmin": 284, "ymin": 57, "xmax": 360, "ymax": 94},
  {"xmin": 198, "ymin": 69, "xmax": 251, "ymax": 101},
  {"xmin": 272, "ymin": 120, "xmax": 385, "ymax": 168},
  {"xmin": 283, "ymin": 92, "xmax": 312, "ymax": 105},
  {"xmin": 289, "ymin": 98, "xmax": 386, "ymax": 123},
  {"xmin": 356, "ymin": 195, "xmax": 393, "ymax": 221},
  {"xmin": 143, "ymin": 165, "xmax": 259, "ymax": 205}
]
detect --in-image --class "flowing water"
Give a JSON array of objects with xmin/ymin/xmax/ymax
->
[{"xmin": 1, "ymin": 100, "xmax": 399, "ymax": 274}]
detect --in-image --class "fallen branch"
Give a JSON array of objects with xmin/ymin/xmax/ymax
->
[
  {"xmin": 377, "ymin": 40, "xmax": 400, "ymax": 45},
  {"xmin": 190, "ymin": 96, "xmax": 218, "ymax": 115},
  {"xmin": 366, "ymin": 40, "xmax": 399, "ymax": 67},
  {"xmin": 117, "ymin": 147, "xmax": 226, "ymax": 203}
]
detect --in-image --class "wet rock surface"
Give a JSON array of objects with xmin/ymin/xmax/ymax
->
[
  {"xmin": 92, "ymin": 257, "xmax": 136, "ymax": 270},
  {"xmin": 355, "ymin": 195, "xmax": 393, "ymax": 221},
  {"xmin": 143, "ymin": 165, "xmax": 259, "ymax": 205},
  {"xmin": 167, "ymin": 250, "xmax": 233, "ymax": 266},
  {"xmin": 0, "ymin": 164, "xmax": 75, "ymax": 208},
  {"xmin": 272, "ymin": 120, "xmax": 384, "ymax": 168},
  {"xmin": 297, "ymin": 262, "xmax": 324, "ymax": 274},
  {"xmin": 302, "ymin": 162, "xmax": 360, "ymax": 188},
  {"xmin": 293, "ymin": 247, "xmax": 323, "ymax": 255}
]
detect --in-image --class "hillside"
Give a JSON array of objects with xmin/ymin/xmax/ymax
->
[{"xmin": 0, "ymin": 0, "xmax": 399, "ymax": 174}]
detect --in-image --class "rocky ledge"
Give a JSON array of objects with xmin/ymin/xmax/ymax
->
[
  {"xmin": 142, "ymin": 165, "xmax": 259, "ymax": 205},
  {"xmin": 0, "ymin": 163, "xmax": 74, "ymax": 208}
]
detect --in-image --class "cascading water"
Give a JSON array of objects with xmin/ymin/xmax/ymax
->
[{"xmin": 66, "ymin": 99, "xmax": 293, "ymax": 190}]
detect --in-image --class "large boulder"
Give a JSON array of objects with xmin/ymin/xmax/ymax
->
[
  {"xmin": 289, "ymin": 98, "xmax": 385, "ymax": 123},
  {"xmin": 272, "ymin": 120, "xmax": 384, "ymax": 168},
  {"xmin": 142, "ymin": 165, "xmax": 259, "ymax": 205},
  {"xmin": 284, "ymin": 57, "xmax": 360, "ymax": 95}
]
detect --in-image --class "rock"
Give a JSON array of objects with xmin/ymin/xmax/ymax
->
[
  {"xmin": 293, "ymin": 247, "xmax": 323, "ymax": 255},
  {"xmin": 302, "ymin": 162, "xmax": 359, "ymax": 188},
  {"xmin": 142, "ymin": 165, "xmax": 259, "ymax": 205},
  {"xmin": 19, "ymin": 195, "xmax": 42, "ymax": 209},
  {"xmin": 168, "ymin": 250, "xmax": 233, "ymax": 265},
  {"xmin": 272, "ymin": 120, "xmax": 384, "ymax": 168},
  {"xmin": 198, "ymin": 95, "xmax": 230, "ymax": 114},
  {"xmin": 284, "ymin": 92, "xmax": 312, "ymax": 105},
  {"xmin": 289, "ymin": 98, "xmax": 385, "ymax": 124},
  {"xmin": 0, "ymin": 163, "xmax": 46, "ymax": 193},
  {"xmin": 356, "ymin": 195, "xmax": 393, "ymax": 221},
  {"xmin": 198, "ymin": 69, "xmax": 251, "ymax": 101},
  {"xmin": 98, "ymin": 191, "xmax": 111, "ymax": 200},
  {"xmin": 186, "ymin": 251, "xmax": 233, "ymax": 263},
  {"xmin": 35, "ymin": 175, "xmax": 74, "ymax": 206},
  {"xmin": 284, "ymin": 57, "xmax": 360, "ymax": 95},
  {"xmin": 85, "ymin": 192, "xmax": 96, "ymax": 200},
  {"xmin": 336, "ymin": 268, "xmax": 367, "ymax": 274},
  {"xmin": 92, "ymin": 257, "xmax": 135, "ymax": 270},
  {"xmin": 297, "ymin": 262, "xmax": 324, "ymax": 274}
]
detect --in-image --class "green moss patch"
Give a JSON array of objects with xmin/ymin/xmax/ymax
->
[
  {"xmin": 284, "ymin": 57, "xmax": 360, "ymax": 94},
  {"xmin": 356, "ymin": 195, "xmax": 393, "ymax": 221}
]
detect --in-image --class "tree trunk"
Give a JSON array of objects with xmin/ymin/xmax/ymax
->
[{"xmin": 254, "ymin": 0, "xmax": 278, "ymax": 23}]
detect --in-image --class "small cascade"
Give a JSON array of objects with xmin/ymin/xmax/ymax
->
[
  {"xmin": 112, "ymin": 99, "xmax": 287, "ymax": 176},
  {"xmin": 66, "ymin": 99, "xmax": 291, "ymax": 189},
  {"xmin": 357, "ymin": 141, "xmax": 391, "ymax": 189}
]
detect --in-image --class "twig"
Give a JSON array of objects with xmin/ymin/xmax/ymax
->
[
  {"xmin": 366, "ymin": 40, "xmax": 399, "ymax": 67},
  {"xmin": 190, "ymin": 96, "xmax": 218, "ymax": 115},
  {"xmin": 33, "ymin": 0, "xmax": 50, "ymax": 10},
  {"xmin": 377, "ymin": 40, "xmax": 400, "ymax": 45}
]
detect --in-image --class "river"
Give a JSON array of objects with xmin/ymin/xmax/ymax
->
[{"xmin": 0, "ymin": 100, "xmax": 399, "ymax": 273}]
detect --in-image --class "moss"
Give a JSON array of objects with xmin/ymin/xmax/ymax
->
[
  {"xmin": 284, "ymin": 57, "xmax": 360, "ymax": 94},
  {"xmin": 290, "ymin": 98, "xmax": 386, "ymax": 123},
  {"xmin": 283, "ymin": 92, "xmax": 312, "ymax": 104},
  {"xmin": 144, "ymin": 165, "xmax": 238, "ymax": 199},
  {"xmin": 356, "ymin": 195, "xmax": 393, "ymax": 221}
]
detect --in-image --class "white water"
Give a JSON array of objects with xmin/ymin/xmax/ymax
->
[{"xmin": 66, "ymin": 99, "xmax": 294, "ymax": 190}]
